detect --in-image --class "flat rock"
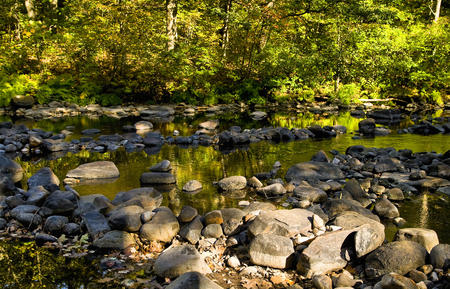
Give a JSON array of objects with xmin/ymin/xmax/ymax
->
[
  {"xmin": 285, "ymin": 161, "xmax": 345, "ymax": 182},
  {"xmin": 381, "ymin": 172, "xmax": 450, "ymax": 190},
  {"xmin": 140, "ymin": 172, "xmax": 176, "ymax": 185},
  {"xmin": 166, "ymin": 271, "xmax": 223, "ymax": 289},
  {"xmin": 154, "ymin": 244, "xmax": 211, "ymax": 279},
  {"xmin": 293, "ymin": 185, "xmax": 327, "ymax": 203},
  {"xmin": 66, "ymin": 161, "xmax": 120, "ymax": 179},
  {"xmin": 247, "ymin": 209, "xmax": 314, "ymax": 239},
  {"xmin": 256, "ymin": 183, "xmax": 286, "ymax": 197},
  {"xmin": 365, "ymin": 241, "xmax": 427, "ymax": 279},
  {"xmin": 249, "ymin": 233, "xmax": 295, "ymax": 269},
  {"xmin": 323, "ymin": 199, "xmax": 380, "ymax": 222},
  {"xmin": 242, "ymin": 202, "xmax": 276, "ymax": 214}
]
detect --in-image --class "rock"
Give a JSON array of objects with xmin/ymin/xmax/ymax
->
[
  {"xmin": 140, "ymin": 172, "xmax": 176, "ymax": 185},
  {"xmin": 220, "ymin": 208, "xmax": 246, "ymax": 223},
  {"xmin": 218, "ymin": 176, "xmax": 247, "ymax": 191},
  {"xmin": 133, "ymin": 121, "xmax": 153, "ymax": 131},
  {"xmin": 42, "ymin": 139, "xmax": 69, "ymax": 152},
  {"xmin": 44, "ymin": 215, "xmax": 69, "ymax": 235},
  {"xmin": 143, "ymin": 132, "xmax": 164, "ymax": 146},
  {"xmin": 343, "ymin": 178, "xmax": 371, "ymax": 207},
  {"xmin": 242, "ymin": 202, "xmax": 276, "ymax": 214},
  {"xmin": 140, "ymin": 209, "xmax": 179, "ymax": 243},
  {"xmin": 333, "ymin": 270, "xmax": 356, "ymax": 287},
  {"xmin": 247, "ymin": 176, "xmax": 263, "ymax": 188},
  {"xmin": 0, "ymin": 156, "xmax": 23, "ymax": 183},
  {"xmin": 0, "ymin": 175, "xmax": 18, "ymax": 195},
  {"xmin": 365, "ymin": 241, "xmax": 427, "ymax": 279},
  {"xmin": 297, "ymin": 227, "xmax": 365, "ymax": 278},
  {"xmin": 66, "ymin": 161, "xmax": 120, "ymax": 179},
  {"xmin": 310, "ymin": 150, "xmax": 330, "ymax": 163},
  {"xmin": 154, "ymin": 244, "xmax": 211, "ymax": 279},
  {"xmin": 408, "ymin": 270, "xmax": 428, "ymax": 283},
  {"xmin": 35, "ymin": 233, "xmax": 58, "ymax": 246},
  {"xmin": 41, "ymin": 198, "xmax": 75, "ymax": 216},
  {"xmin": 81, "ymin": 128, "xmax": 101, "ymax": 135},
  {"xmin": 204, "ymin": 210, "xmax": 223, "ymax": 225},
  {"xmin": 293, "ymin": 185, "xmax": 327, "ymax": 203},
  {"xmin": 29, "ymin": 134, "xmax": 43, "ymax": 147},
  {"xmin": 251, "ymin": 111, "xmax": 267, "ymax": 120},
  {"xmin": 374, "ymin": 195, "xmax": 400, "ymax": 219},
  {"xmin": 149, "ymin": 160, "xmax": 172, "ymax": 172},
  {"xmin": 183, "ymin": 180, "xmax": 202, "ymax": 192},
  {"xmin": 141, "ymin": 106, "xmax": 174, "ymax": 119},
  {"xmin": 394, "ymin": 228, "xmax": 439, "ymax": 253},
  {"xmin": 202, "ymin": 224, "xmax": 223, "ymax": 239},
  {"xmin": 312, "ymin": 274, "xmax": 332, "ymax": 289},
  {"xmin": 93, "ymin": 230, "xmax": 136, "ymax": 250},
  {"xmin": 285, "ymin": 161, "xmax": 345, "ymax": 182},
  {"xmin": 256, "ymin": 183, "xmax": 286, "ymax": 197},
  {"xmin": 429, "ymin": 244, "xmax": 450, "ymax": 269},
  {"xmin": 199, "ymin": 120, "xmax": 219, "ymax": 130},
  {"xmin": 385, "ymin": 188, "xmax": 404, "ymax": 201},
  {"xmin": 27, "ymin": 167, "xmax": 60, "ymax": 191},
  {"xmin": 249, "ymin": 233, "xmax": 295, "ymax": 269},
  {"xmin": 178, "ymin": 205, "xmax": 198, "ymax": 223},
  {"xmin": 328, "ymin": 211, "xmax": 385, "ymax": 257},
  {"xmin": 166, "ymin": 271, "xmax": 223, "ymax": 289},
  {"xmin": 359, "ymin": 118, "xmax": 376, "ymax": 135},
  {"xmin": 11, "ymin": 95, "xmax": 35, "ymax": 108},
  {"xmin": 247, "ymin": 209, "xmax": 314, "ymax": 239},
  {"xmin": 16, "ymin": 212, "xmax": 43, "ymax": 229},
  {"xmin": 82, "ymin": 211, "xmax": 111, "ymax": 239},
  {"xmin": 179, "ymin": 215, "xmax": 203, "ymax": 244},
  {"xmin": 380, "ymin": 273, "xmax": 417, "ymax": 289},
  {"xmin": 108, "ymin": 205, "xmax": 145, "ymax": 232},
  {"xmin": 112, "ymin": 187, "xmax": 162, "ymax": 207},
  {"xmin": 323, "ymin": 199, "xmax": 380, "ymax": 222}
]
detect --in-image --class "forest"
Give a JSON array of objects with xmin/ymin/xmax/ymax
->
[{"xmin": 0, "ymin": 0, "xmax": 448, "ymax": 106}]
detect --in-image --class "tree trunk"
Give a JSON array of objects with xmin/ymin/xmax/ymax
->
[
  {"xmin": 166, "ymin": 0, "xmax": 177, "ymax": 51},
  {"xmin": 24, "ymin": 0, "xmax": 36, "ymax": 18},
  {"xmin": 220, "ymin": 0, "xmax": 232, "ymax": 56},
  {"xmin": 434, "ymin": 0, "xmax": 442, "ymax": 23}
]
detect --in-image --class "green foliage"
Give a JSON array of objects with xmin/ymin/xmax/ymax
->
[
  {"xmin": 335, "ymin": 83, "xmax": 361, "ymax": 105},
  {"xmin": 0, "ymin": 0, "xmax": 448, "ymax": 106},
  {"xmin": 0, "ymin": 74, "xmax": 40, "ymax": 106}
]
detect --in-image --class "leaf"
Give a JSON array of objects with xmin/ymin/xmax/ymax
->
[{"xmin": 96, "ymin": 277, "xmax": 114, "ymax": 283}]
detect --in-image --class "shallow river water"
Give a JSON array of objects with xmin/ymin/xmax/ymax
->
[{"xmin": 1, "ymin": 109, "xmax": 450, "ymax": 287}]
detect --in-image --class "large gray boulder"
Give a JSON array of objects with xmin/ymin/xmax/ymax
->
[
  {"xmin": 218, "ymin": 176, "xmax": 247, "ymax": 191},
  {"xmin": 328, "ymin": 211, "xmax": 385, "ymax": 257},
  {"xmin": 430, "ymin": 244, "xmax": 450, "ymax": 269},
  {"xmin": 108, "ymin": 205, "xmax": 145, "ymax": 232},
  {"xmin": 394, "ymin": 228, "xmax": 439, "ymax": 253},
  {"xmin": 297, "ymin": 227, "xmax": 365, "ymax": 278},
  {"xmin": 0, "ymin": 156, "xmax": 23, "ymax": 183},
  {"xmin": 140, "ymin": 209, "xmax": 180, "ymax": 243},
  {"xmin": 285, "ymin": 161, "xmax": 345, "ymax": 182},
  {"xmin": 66, "ymin": 161, "xmax": 120, "ymax": 179},
  {"xmin": 154, "ymin": 244, "xmax": 211, "ymax": 279},
  {"xmin": 93, "ymin": 230, "xmax": 136, "ymax": 250},
  {"xmin": 27, "ymin": 167, "xmax": 60, "ymax": 191},
  {"xmin": 82, "ymin": 211, "xmax": 111, "ymax": 239},
  {"xmin": 249, "ymin": 233, "xmax": 295, "ymax": 269},
  {"xmin": 247, "ymin": 209, "xmax": 314, "ymax": 239},
  {"xmin": 365, "ymin": 241, "xmax": 427, "ymax": 279},
  {"xmin": 166, "ymin": 272, "xmax": 223, "ymax": 289}
]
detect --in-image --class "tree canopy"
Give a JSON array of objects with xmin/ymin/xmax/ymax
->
[{"xmin": 0, "ymin": 0, "xmax": 449, "ymax": 106}]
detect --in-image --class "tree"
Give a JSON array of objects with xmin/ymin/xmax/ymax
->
[{"xmin": 166, "ymin": 0, "xmax": 178, "ymax": 51}]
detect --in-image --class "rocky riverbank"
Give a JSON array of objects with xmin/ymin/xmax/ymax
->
[{"xmin": 2, "ymin": 128, "xmax": 450, "ymax": 288}]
